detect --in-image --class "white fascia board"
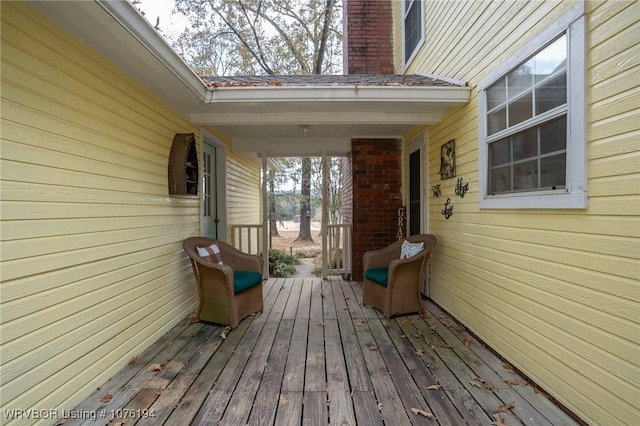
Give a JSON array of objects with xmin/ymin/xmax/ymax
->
[
  {"xmin": 203, "ymin": 85, "xmax": 470, "ymax": 104},
  {"xmin": 96, "ymin": 0, "xmax": 207, "ymax": 99}
]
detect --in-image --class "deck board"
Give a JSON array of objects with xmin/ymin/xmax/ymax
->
[{"xmin": 64, "ymin": 278, "xmax": 580, "ymax": 426}]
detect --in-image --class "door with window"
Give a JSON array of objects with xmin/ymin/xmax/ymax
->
[
  {"xmin": 407, "ymin": 139, "xmax": 425, "ymax": 236},
  {"xmin": 407, "ymin": 137, "xmax": 429, "ymax": 295},
  {"xmin": 202, "ymin": 142, "xmax": 218, "ymax": 238}
]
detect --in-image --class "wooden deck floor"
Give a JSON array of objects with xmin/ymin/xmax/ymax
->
[{"xmin": 66, "ymin": 278, "xmax": 579, "ymax": 425}]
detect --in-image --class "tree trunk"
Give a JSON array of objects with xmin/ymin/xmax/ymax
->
[
  {"xmin": 296, "ymin": 157, "xmax": 313, "ymax": 241},
  {"xmin": 269, "ymin": 170, "xmax": 279, "ymax": 237}
]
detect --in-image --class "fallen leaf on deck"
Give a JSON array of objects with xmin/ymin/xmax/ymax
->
[
  {"xmin": 491, "ymin": 413, "xmax": 509, "ymax": 426},
  {"xmin": 128, "ymin": 356, "xmax": 138, "ymax": 365},
  {"xmin": 502, "ymin": 377, "xmax": 527, "ymax": 386},
  {"xmin": 415, "ymin": 349, "xmax": 424, "ymax": 357},
  {"xmin": 220, "ymin": 332, "xmax": 227, "ymax": 340},
  {"xmin": 463, "ymin": 338, "xmax": 473, "ymax": 346},
  {"xmin": 100, "ymin": 392, "xmax": 112, "ymax": 402},
  {"xmin": 493, "ymin": 401, "xmax": 516, "ymax": 413},
  {"xmin": 429, "ymin": 324, "xmax": 437, "ymax": 330},
  {"xmin": 426, "ymin": 384, "xmax": 441, "ymax": 390},
  {"xmin": 369, "ymin": 346, "xmax": 378, "ymax": 351},
  {"xmin": 148, "ymin": 363, "xmax": 164, "ymax": 371},
  {"xmin": 410, "ymin": 408, "xmax": 433, "ymax": 418},
  {"xmin": 502, "ymin": 362, "xmax": 514, "ymax": 371},
  {"xmin": 470, "ymin": 380, "xmax": 483, "ymax": 389},
  {"xmin": 377, "ymin": 402, "xmax": 383, "ymax": 411}
]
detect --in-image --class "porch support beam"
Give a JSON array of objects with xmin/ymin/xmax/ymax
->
[
  {"xmin": 261, "ymin": 152, "xmax": 269, "ymax": 278},
  {"xmin": 190, "ymin": 111, "xmax": 444, "ymax": 126},
  {"xmin": 234, "ymin": 137, "xmax": 352, "ymax": 155},
  {"xmin": 321, "ymin": 152, "xmax": 328, "ymax": 280}
]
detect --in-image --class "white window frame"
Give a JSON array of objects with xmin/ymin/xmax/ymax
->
[
  {"xmin": 478, "ymin": 4, "xmax": 587, "ymax": 209},
  {"xmin": 402, "ymin": 0, "xmax": 425, "ymax": 68}
]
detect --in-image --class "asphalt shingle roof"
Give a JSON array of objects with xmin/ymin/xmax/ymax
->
[{"xmin": 201, "ymin": 74, "xmax": 463, "ymax": 88}]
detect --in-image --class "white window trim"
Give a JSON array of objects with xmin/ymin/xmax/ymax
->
[
  {"xmin": 478, "ymin": 4, "xmax": 587, "ymax": 209},
  {"xmin": 402, "ymin": 0, "xmax": 425, "ymax": 69}
]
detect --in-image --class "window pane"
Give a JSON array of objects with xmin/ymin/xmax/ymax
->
[
  {"xmin": 513, "ymin": 127, "xmax": 537, "ymax": 161},
  {"xmin": 507, "ymin": 60, "xmax": 533, "ymax": 98},
  {"xmin": 540, "ymin": 115, "xmax": 566, "ymax": 154},
  {"xmin": 534, "ymin": 35, "xmax": 566, "ymax": 81},
  {"xmin": 509, "ymin": 91, "xmax": 533, "ymax": 126},
  {"xmin": 490, "ymin": 165, "xmax": 511, "ymax": 193},
  {"xmin": 536, "ymin": 73, "xmax": 567, "ymax": 114},
  {"xmin": 488, "ymin": 107, "xmax": 506, "ymax": 135},
  {"xmin": 404, "ymin": 0, "xmax": 421, "ymax": 59},
  {"xmin": 513, "ymin": 159, "xmax": 538, "ymax": 190},
  {"xmin": 487, "ymin": 79, "xmax": 506, "ymax": 110},
  {"xmin": 541, "ymin": 153, "xmax": 566, "ymax": 188},
  {"xmin": 489, "ymin": 137, "xmax": 511, "ymax": 166}
]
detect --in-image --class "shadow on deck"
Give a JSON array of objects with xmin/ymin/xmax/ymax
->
[{"xmin": 63, "ymin": 278, "xmax": 579, "ymax": 425}]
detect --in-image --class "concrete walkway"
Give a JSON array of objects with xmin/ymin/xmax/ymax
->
[{"xmin": 292, "ymin": 258, "xmax": 317, "ymax": 278}]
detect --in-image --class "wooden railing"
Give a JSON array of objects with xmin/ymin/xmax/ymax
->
[
  {"xmin": 324, "ymin": 223, "xmax": 352, "ymax": 278},
  {"xmin": 230, "ymin": 224, "xmax": 264, "ymax": 256}
]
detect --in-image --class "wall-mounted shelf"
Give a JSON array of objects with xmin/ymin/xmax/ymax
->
[{"xmin": 168, "ymin": 133, "xmax": 198, "ymax": 196}]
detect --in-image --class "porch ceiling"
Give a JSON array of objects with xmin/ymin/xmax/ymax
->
[
  {"xmin": 191, "ymin": 84, "xmax": 470, "ymax": 155},
  {"xmin": 32, "ymin": 0, "xmax": 471, "ymax": 156}
]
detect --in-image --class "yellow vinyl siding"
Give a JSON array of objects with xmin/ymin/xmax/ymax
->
[
  {"xmin": 397, "ymin": 1, "xmax": 639, "ymax": 425},
  {"xmin": 0, "ymin": 2, "xmax": 207, "ymax": 420},
  {"xmin": 227, "ymin": 155, "xmax": 262, "ymax": 227}
]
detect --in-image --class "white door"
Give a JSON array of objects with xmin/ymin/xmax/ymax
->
[{"xmin": 202, "ymin": 142, "xmax": 218, "ymax": 238}]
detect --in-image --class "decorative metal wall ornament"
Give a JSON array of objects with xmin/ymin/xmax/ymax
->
[
  {"xmin": 455, "ymin": 178, "xmax": 469, "ymax": 198},
  {"xmin": 431, "ymin": 184, "xmax": 441, "ymax": 198},
  {"xmin": 439, "ymin": 139, "xmax": 456, "ymax": 180},
  {"xmin": 441, "ymin": 198, "xmax": 453, "ymax": 219}
]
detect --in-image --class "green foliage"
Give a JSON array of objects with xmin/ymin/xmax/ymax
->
[
  {"xmin": 294, "ymin": 249, "xmax": 321, "ymax": 259},
  {"xmin": 268, "ymin": 249, "xmax": 299, "ymax": 277}
]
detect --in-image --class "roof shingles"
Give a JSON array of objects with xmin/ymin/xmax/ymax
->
[{"xmin": 201, "ymin": 74, "xmax": 461, "ymax": 88}]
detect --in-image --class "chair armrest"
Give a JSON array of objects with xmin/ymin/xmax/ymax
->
[
  {"xmin": 363, "ymin": 243, "xmax": 400, "ymax": 270},
  {"xmin": 224, "ymin": 250, "xmax": 263, "ymax": 273},
  {"xmin": 387, "ymin": 250, "xmax": 427, "ymax": 288}
]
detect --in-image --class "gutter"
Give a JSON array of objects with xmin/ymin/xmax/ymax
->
[
  {"xmin": 96, "ymin": 0, "xmax": 208, "ymax": 101},
  {"xmin": 203, "ymin": 85, "xmax": 471, "ymax": 104}
]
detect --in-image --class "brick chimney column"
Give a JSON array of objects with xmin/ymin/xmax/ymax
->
[{"xmin": 344, "ymin": 0, "xmax": 395, "ymax": 74}]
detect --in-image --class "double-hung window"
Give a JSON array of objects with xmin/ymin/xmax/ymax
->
[
  {"xmin": 478, "ymin": 6, "xmax": 587, "ymax": 209},
  {"xmin": 403, "ymin": 0, "xmax": 424, "ymax": 66}
]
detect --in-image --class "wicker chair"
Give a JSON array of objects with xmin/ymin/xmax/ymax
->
[
  {"xmin": 183, "ymin": 237, "xmax": 264, "ymax": 329},
  {"xmin": 362, "ymin": 234, "xmax": 437, "ymax": 320}
]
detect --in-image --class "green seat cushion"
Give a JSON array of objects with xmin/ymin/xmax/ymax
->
[
  {"xmin": 365, "ymin": 267, "xmax": 388, "ymax": 287},
  {"xmin": 233, "ymin": 271, "xmax": 263, "ymax": 294}
]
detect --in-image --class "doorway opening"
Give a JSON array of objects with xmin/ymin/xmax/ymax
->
[{"xmin": 265, "ymin": 156, "xmax": 351, "ymax": 279}]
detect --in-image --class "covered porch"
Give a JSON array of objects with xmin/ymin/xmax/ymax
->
[{"xmin": 64, "ymin": 277, "xmax": 578, "ymax": 426}]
